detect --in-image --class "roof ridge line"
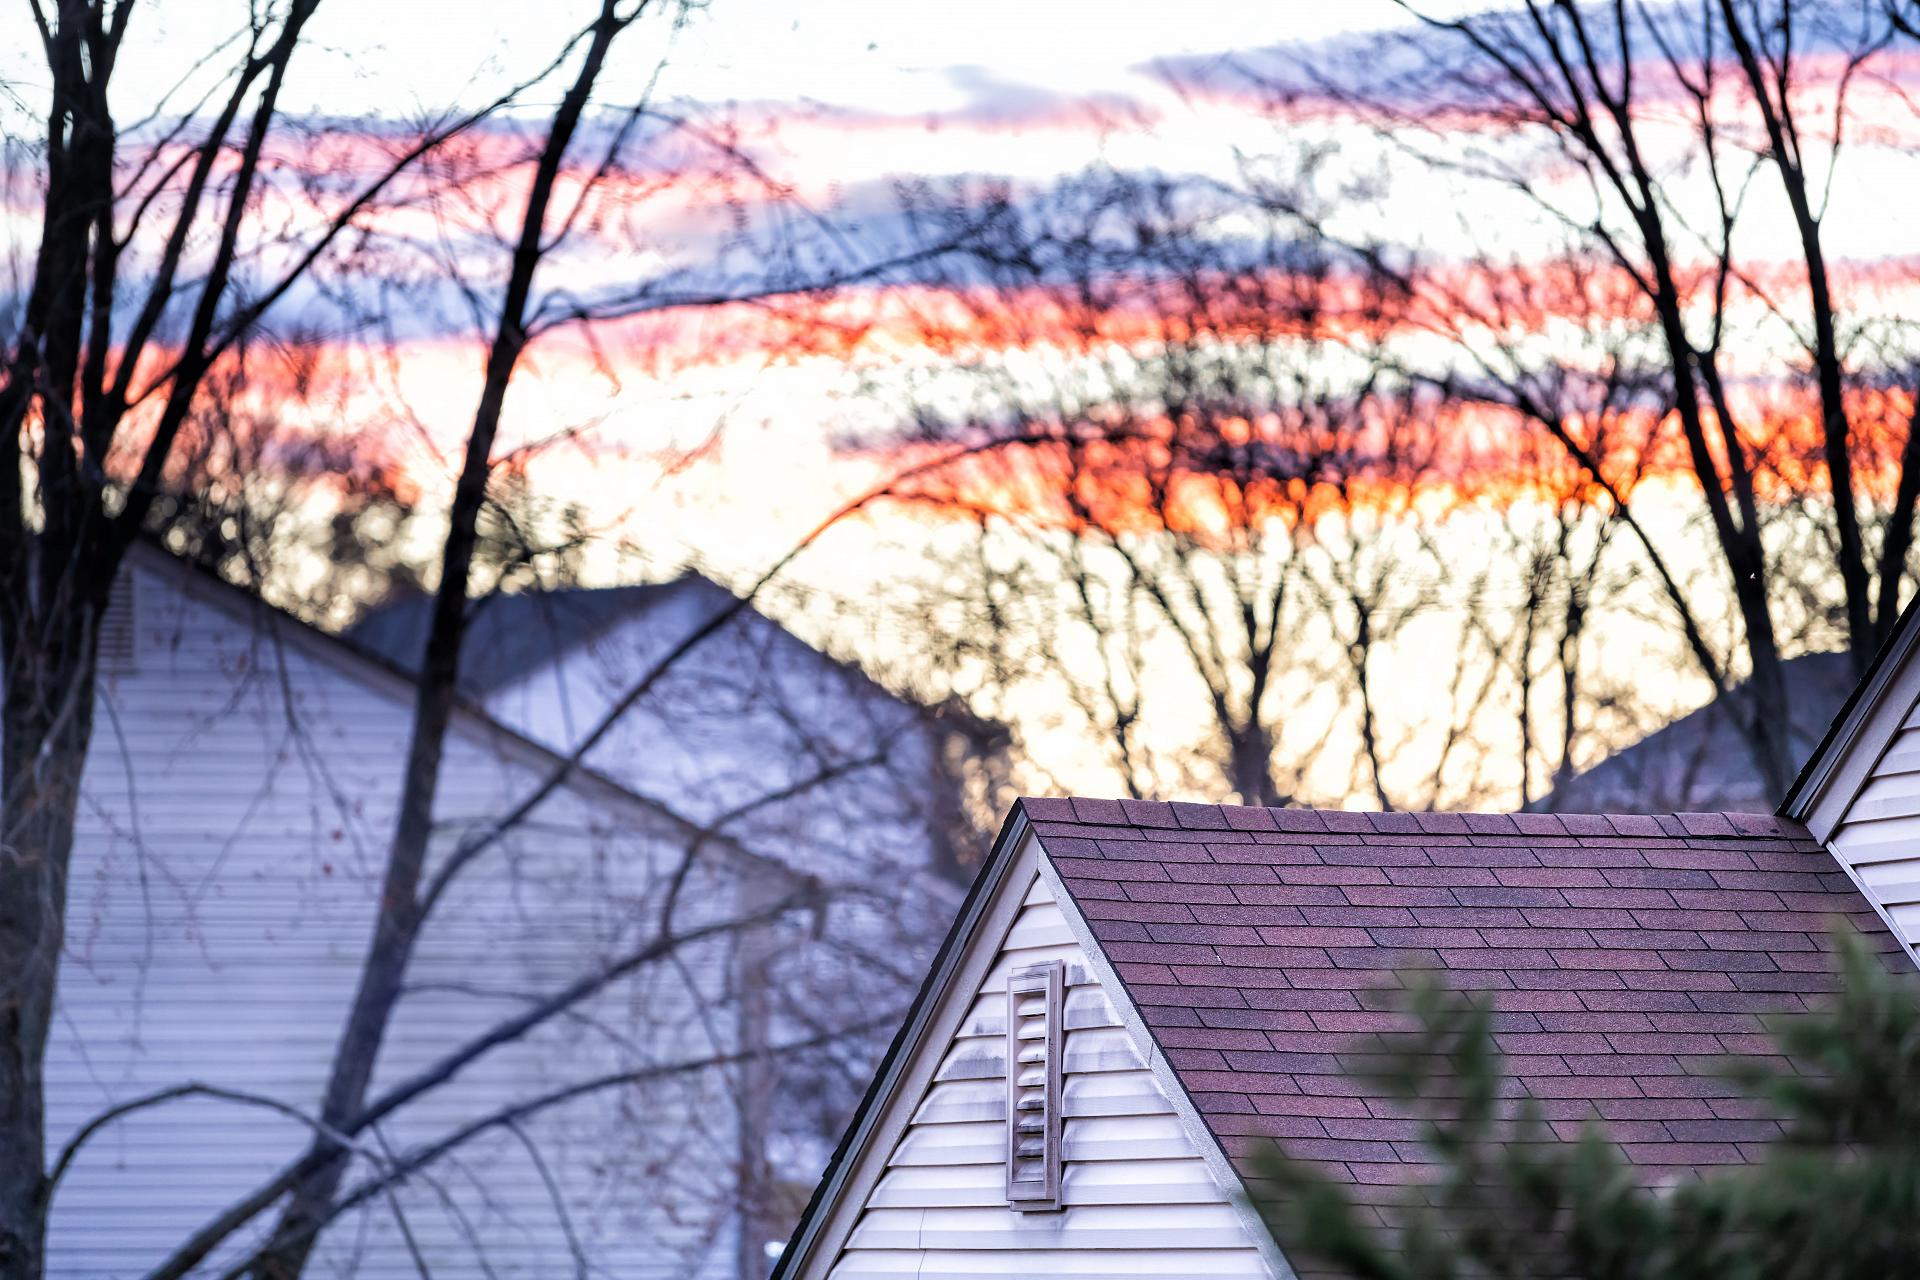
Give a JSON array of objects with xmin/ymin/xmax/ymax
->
[{"xmin": 1017, "ymin": 797, "xmax": 1807, "ymax": 841}]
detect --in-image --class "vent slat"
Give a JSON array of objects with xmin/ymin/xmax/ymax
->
[
  {"xmin": 1004, "ymin": 959, "xmax": 1064, "ymax": 1212},
  {"xmin": 97, "ymin": 577, "xmax": 137, "ymax": 674}
]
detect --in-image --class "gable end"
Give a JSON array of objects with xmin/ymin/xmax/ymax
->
[
  {"xmin": 1035, "ymin": 847, "xmax": 1294, "ymax": 1280},
  {"xmin": 773, "ymin": 810, "xmax": 1043, "ymax": 1277},
  {"xmin": 776, "ymin": 806, "xmax": 1281, "ymax": 1279}
]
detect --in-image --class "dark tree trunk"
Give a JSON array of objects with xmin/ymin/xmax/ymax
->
[
  {"xmin": 1228, "ymin": 721, "xmax": 1283, "ymax": 809},
  {"xmin": 0, "ymin": 612, "xmax": 101, "ymax": 1280},
  {"xmin": 248, "ymin": 11, "xmax": 629, "ymax": 1276}
]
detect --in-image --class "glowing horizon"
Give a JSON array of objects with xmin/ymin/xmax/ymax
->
[{"xmin": 11, "ymin": 0, "xmax": 1918, "ymax": 808}]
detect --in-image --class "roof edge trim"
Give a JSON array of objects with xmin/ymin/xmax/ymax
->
[
  {"xmin": 124, "ymin": 543, "xmax": 761, "ymax": 867},
  {"xmin": 1036, "ymin": 842, "xmax": 1297, "ymax": 1280},
  {"xmin": 1782, "ymin": 594, "xmax": 1920, "ymax": 826},
  {"xmin": 770, "ymin": 802, "xmax": 1039, "ymax": 1278}
]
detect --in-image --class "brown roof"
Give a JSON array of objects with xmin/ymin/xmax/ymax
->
[{"xmin": 1021, "ymin": 796, "xmax": 1904, "ymax": 1201}]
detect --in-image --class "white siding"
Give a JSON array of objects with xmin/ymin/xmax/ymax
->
[
  {"xmin": 481, "ymin": 581, "xmax": 963, "ymax": 882},
  {"xmin": 823, "ymin": 874, "xmax": 1271, "ymax": 1279},
  {"xmin": 477, "ymin": 579, "xmax": 969, "ymax": 1203},
  {"xmin": 43, "ymin": 557, "xmax": 744, "ymax": 1279},
  {"xmin": 1829, "ymin": 696, "xmax": 1920, "ymax": 956}
]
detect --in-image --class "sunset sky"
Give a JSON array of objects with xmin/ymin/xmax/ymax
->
[
  {"xmin": 14, "ymin": 0, "xmax": 1919, "ymax": 802},
  {"xmin": 82, "ymin": 1, "xmax": 1460, "ymax": 120},
  {"xmin": 51, "ymin": 1, "xmax": 1501, "ymax": 568}
]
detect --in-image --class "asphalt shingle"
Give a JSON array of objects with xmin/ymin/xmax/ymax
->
[{"xmin": 1025, "ymin": 797, "xmax": 1903, "ymax": 1197}]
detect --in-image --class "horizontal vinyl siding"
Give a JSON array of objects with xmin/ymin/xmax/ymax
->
[
  {"xmin": 826, "ymin": 875, "xmax": 1270, "ymax": 1279},
  {"xmin": 1831, "ymin": 700, "xmax": 1920, "ymax": 956},
  {"xmin": 484, "ymin": 591, "xmax": 958, "ymax": 889},
  {"xmin": 44, "ymin": 563, "xmax": 740, "ymax": 1280}
]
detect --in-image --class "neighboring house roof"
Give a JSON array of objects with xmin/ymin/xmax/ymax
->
[
  {"xmin": 1541, "ymin": 652, "xmax": 1856, "ymax": 814},
  {"xmin": 775, "ymin": 795, "xmax": 1905, "ymax": 1278},
  {"xmin": 349, "ymin": 571, "xmax": 1011, "ymax": 881},
  {"xmin": 349, "ymin": 574, "xmax": 969, "ymax": 726},
  {"xmin": 349, "ymin": 579, "xmax": 688, "ymax": 694},
  {"xmin": 126, "ymin": 544, "xmax": 764, "ymax": 865}
]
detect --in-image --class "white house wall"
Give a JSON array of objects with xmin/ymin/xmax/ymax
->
[
  {"xmin": 43, "ymin": 557, "xmax": 746, "ymax": 1279},
  {"xmin": 477, "ymin": 580, "xmax": 966, "ymax": 1188},
  {"xmin": 821, "ymin": 870, "xmax": 1272, "ymax": 1279},
  {"xmin": 479, "ymin": 581, "xmax": 957, "ymax": 881},
  {"xmin": 1824, "ymin": 694, "xmax": 1920, "ymax": 957}
]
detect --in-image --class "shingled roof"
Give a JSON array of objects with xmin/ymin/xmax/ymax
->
[
  {"xmin": 1018, "ymin": 797, "xmax": 1904, "ymax": 1196},
  {"xmin": 348, "ymin": 578, "xmax": 688, "ymax": 694}
]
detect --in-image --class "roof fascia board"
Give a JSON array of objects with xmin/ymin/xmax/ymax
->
[
  {"xmin": 1814, "ymin": 834, "xmax": 1920, "ymax": 963},
  {"xmin": 128, "ymin": 543, "xmax": 558, "ymax": 762},
  {"xmin": 1794, "ymin": 636, "xmax": 1920, "ymax": 840},
  {"xmin": 1035, "ymin": 839, "xmax": 1296, "ymax": 1280},
  {"xmin": 773, "ymin": 808, "xmax": 1039, "ymax": 1279},
  {"xmin": 1783, "ymin": 598, "xmax": 1920, "ymax": 824}
]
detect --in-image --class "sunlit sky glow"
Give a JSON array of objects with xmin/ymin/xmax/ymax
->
[{"xmin": 14, "ymin": 0, "xmax": 1920, "ymax": 804}]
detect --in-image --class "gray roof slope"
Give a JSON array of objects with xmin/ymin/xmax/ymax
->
[
  {"xmin": 126, "ymin": 543, "xmax": 766, "ymax": 860},
  {"xmin": 348, "ymin": 578, "xmax": 693, "ymax": 694},
  {"xmin": 350, "ymin": 574, "xmax": 970, "ymax": 726},
  {"xmin": 349, "ymin": 570, "xmax": 1012, "ymax": 883},
  {"xmin": 1542, "ymin": 653, "xmax": 1854, "ymax": 814}
]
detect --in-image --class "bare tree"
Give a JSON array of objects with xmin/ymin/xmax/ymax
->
[
  {"xmin": 137, "ymin": 346, "xmax": 441, "ymax": 625},
  {"xmin": 1220, "ymin": 0, "xmax": 1920, "ymax": 799},
  {"xmin": 872, "ymin": 173, "xmax": 1495, "ymax": 808},
  {"xmin": 2, "ymin": 4, "xmax": 979, "ymax": 1278},
  {"xmin": 0, "ymin": 2, "xmax": 545, "ymax": 1270},
  {"xmin": 245, "ymin": 9, "xmax": 664, "ymax": 1273}
]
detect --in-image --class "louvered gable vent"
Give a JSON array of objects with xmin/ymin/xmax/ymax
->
[
  {"xmin": 96, "ymin": 575, "xmax": 136, "ymax": 674},
  {"xmin": 1004, "ymin": 958, "xmax": 1063, "ymax": 1210}
]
